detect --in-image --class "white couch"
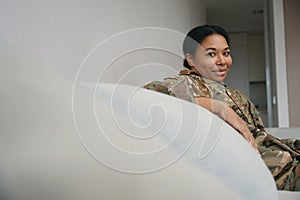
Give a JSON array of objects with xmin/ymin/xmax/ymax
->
[{"xmin": 78, "ymin": 82, "xmax": 300, "ymax": 200}]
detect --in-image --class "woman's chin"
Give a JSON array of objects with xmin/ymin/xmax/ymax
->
[
  {"xmin": 208, "ymin": 71, "xmax": 227, "ymax": 82},
  {"xmin": 208, "ymin": 74, "xmax": 225, "ymax": 82}
]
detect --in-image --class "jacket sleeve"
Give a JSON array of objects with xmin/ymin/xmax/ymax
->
[{"xmin": 143, "ymin": 76, "xmax": 203, "ymax": 103}]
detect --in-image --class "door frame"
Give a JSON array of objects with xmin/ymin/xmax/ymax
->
[{"xmin": 264, "ymin": 0, "xmax": 289, "ymax": 127}]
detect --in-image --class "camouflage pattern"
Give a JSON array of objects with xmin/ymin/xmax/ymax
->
[{"xmin": 144, "ymin": 69, "xmax": 300, "ymax": 191}]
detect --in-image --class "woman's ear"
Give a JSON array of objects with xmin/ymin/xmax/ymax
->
[{"xmin": 185, "ymin": 53, "xmax": 194, "ymax": 67}]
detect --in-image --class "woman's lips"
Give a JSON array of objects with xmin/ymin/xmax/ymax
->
[{"xmin": 213, "ymin": 70, "xmax": 227, "ymax": 76}]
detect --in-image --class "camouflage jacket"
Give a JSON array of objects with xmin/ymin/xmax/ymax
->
[{"xmin": 144, "ymin": 69, "xmax": 265, "ymax": 133}]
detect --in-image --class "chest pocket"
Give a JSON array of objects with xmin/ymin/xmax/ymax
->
[{"xmin": 226, "ymin": 89, "xmax": 254, "ymax": 125}]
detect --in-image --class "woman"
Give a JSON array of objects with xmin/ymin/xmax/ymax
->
[{"xmin": 144, "ymin": 25, "xmax": 300, "ymax": 191}]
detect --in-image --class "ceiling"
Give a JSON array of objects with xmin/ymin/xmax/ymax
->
[{"xmin": 203, "ymin": 0, "xmax": 265, "ymax": 33}]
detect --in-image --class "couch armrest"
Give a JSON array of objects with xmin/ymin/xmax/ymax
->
[{"xmin": 265, "ymin": 127, "xmax": 300, "ymax": 139}]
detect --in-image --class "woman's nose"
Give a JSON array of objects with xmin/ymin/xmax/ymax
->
[{"xmin": 216, "ymin": 55, "xmax": 225, "ymax": 65}]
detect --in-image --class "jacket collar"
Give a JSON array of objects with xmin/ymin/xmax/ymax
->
[{"xmin": 179, "ymin": 69, "xmax": 226, "ymax": 86}]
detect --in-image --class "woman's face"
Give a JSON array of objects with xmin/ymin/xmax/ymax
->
[{"xmin": 186, "ymin": 34, "xmax": 232, "ymax": 83}]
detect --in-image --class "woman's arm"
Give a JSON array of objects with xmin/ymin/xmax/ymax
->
[{"xmin": 194, "ymin": 97, "xmax": 258, "ymax": 152}]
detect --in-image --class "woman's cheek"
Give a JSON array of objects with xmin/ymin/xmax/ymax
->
[{"xmin": 227, "ymin": 57, "xmax": 233, "ymax": 66}]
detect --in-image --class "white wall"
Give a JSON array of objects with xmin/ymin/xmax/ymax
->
[
  {"xmin": 284, "ymin": 0, "xmax": 300, "ymax": 127},
  {"xmin": 0, "ymin": 0, "xmax": 206, "ymax": 81}
]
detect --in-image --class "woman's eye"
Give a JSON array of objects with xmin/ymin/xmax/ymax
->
[
  {"xmin": 224, "ymin": 51, "xmax": 231, "ymax": 56},
  {"xmin": 208, "ymin": 52, "xmax": 216, "ymax": 57}
]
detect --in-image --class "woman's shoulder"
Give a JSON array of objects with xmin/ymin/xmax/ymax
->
[
  {"xmin": 143, "ymin": 69, "xmax": 212, "ymax": 98},
  {"xmin": 143, "ymin": 75, "xmax": 188, "ymax": 94}
]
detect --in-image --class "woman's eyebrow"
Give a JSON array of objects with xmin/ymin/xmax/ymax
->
[
  {"xmin": 205, "ymin": 47, "xmax": 216, "ymax": 51},
  {"xmin": 205, "ymin": 47, "xmax": 230, "ymax": 51}
]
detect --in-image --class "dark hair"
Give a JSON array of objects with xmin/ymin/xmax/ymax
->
[{"xmin": 182, "ymin": 25, "xmax": 230, "ymax": 69}]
